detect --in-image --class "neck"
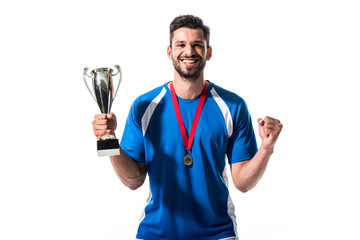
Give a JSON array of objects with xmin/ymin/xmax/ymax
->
[
  {"xmin": 170, "ymin": 79, "xmax": 207, "ymax": 100},
  {"xmin": 169, "ymin": 73, "xmax": 207, "ymax": 100}
]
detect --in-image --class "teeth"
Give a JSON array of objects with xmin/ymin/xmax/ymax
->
[{"xmin": 182, "ymin": 59, "xmax": 196, "ymax": 63}]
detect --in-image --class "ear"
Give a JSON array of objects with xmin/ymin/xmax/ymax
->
[
  {"xmin": 167, "ymin": 46, "xmax": 172, "ymax": 60},
  {"xmin": 206, "ymin": 46, "xmax": 212, "ymax": 60}
]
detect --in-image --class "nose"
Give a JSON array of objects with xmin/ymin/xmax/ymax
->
[{"xmin": 183, "ymin": 44, "xmax": 196, "ymax": 57}]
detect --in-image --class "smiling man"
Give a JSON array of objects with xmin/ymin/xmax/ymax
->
[
  {"xmin": 92, "ymin": 15, "xmax": 282, "ymax": 240},
  {"xmin": 169, "ymin": 26, "xmax": 210, "ymax": 81}
]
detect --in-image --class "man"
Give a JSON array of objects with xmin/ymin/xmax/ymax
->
[{"xmin": 92, "ymin": 15, "xmax": 282, "ymax": 240}]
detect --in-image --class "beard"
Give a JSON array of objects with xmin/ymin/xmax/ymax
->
[{"xmin": 172, "ymin": 55, "xmax": 206, "ymax": 82}]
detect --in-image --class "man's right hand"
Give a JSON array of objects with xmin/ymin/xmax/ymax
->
[{"xmin": 92, "ymin": 113, "xmax": 117, "ymax": 140}]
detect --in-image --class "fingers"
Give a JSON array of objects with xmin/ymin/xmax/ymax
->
[
  {"xmin": 258, "ymin": 116, "xmax": 282, "ymax": 138},
  {"xmin": 92, "ymin": 113, "xmax": 117, "ymax": 139},
  {"xmin": 258, "ymin": 116, "xmax": 283, "ymax": 151},
  {"xmin": 94, "ymin": 112, "xmax": 116, "ymax": 119},
  {"xmin": 262, "ymin": 116, "xmax": 282, "ymax": 137}
]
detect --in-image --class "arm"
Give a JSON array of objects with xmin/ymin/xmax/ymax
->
[
  {"xmin": 93, "ymin": 113, "xmax": 147, "ymax": 190},
  {"xmin": 110, "ymin": 149, "xmax": 147, "ymax": 190},
  {"xmin": 231, "ymin": 116, "xmax": 282, "ymax": 193}
]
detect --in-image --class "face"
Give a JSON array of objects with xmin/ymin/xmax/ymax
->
[{"xmin": 167, "ymin": 27, "xmax": 212, "ymax": 81}]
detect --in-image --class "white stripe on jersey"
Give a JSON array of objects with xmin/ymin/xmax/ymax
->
[
  {"xmin": 138, "ymin": 190, "xmax": 152, "ymax": 226},
  {"xmin": 211, "ymin": 86, "xmax": 238, "ymax": 237},
  {"xmin": 141, "ymin": 87, "xmax": 167, "ymax": 135},
  {"xmin": 222, "ymin": 161, "xmax": 238, "ymax": 238},
  {"xmin": 210, "ymin": 87, "xmax": 233, "ymax": 138}
]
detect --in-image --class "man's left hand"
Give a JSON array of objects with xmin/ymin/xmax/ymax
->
[{"xmin": 257, "ymin": 116, "xmax": 283, "ymax": 151}]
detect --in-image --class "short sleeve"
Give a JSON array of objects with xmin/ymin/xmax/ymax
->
[
  {"xmin": 120, "ymin": 100, "xmax": 145, "ymax": 163},
  {"xmin": 226, "ymin": 100, "xmax": 258, "ymax": 164}
]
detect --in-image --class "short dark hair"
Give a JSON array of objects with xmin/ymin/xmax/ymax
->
[{"xmin": 169, "ymin": 14, "xmax": 210, "ymax": 48}]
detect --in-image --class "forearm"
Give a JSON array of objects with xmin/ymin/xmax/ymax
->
[
  {"xmin": 232, "ymin": 144, "xmax": 273, "ymax": 193},
  {"xmin": 110, "ymin": 148, "xmax": 147, "ymax": 190},
  {"xmin": 92, "ymin": 113, "xmax": 147, "ymax": 190}
]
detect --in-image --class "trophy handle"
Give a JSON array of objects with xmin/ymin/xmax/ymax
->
[
  {"xmin": 83, "ymin": 66, "xmax": 97, "ymax": 102},
  {"xmin": 111, "ymin": 64, "xmax": 122, "ymax": 100}
]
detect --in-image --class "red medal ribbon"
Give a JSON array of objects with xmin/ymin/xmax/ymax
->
[{"xmin": 170, "ymin": 81, "xmax": 208, "ymax": 152}]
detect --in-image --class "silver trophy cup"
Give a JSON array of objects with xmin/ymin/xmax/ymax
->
[{"xmin": 83, "ymin": 65, "xmax": 122, "ymax": 156}]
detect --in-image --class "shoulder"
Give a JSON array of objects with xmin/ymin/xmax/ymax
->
[
  {"xmin": 209, "ymin": 82, "xmax": 252, "ymax": 128},
  {"xmin": 135, "ymin": 84, "xmax": 167, "ymax": 104},
  {"xmin": 128, "ymin": 84, "xmax": 168, "ymax": 120},
  {"xmin": 131, "ymin": 84, "xmax": 167, "ymax": 109},
  {"xmin": 209, "ymin": 82, "xmax": 247, "ymax": 108}
]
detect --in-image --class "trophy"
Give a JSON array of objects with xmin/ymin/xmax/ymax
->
[{"xmin": 83, "ymin": 65, "xmax": 122, "ymax": 156}]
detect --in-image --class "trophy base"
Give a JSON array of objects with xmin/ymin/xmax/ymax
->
[{"xmin": 97, "ymin": 138, "xmax": 120, "ymax": 157}]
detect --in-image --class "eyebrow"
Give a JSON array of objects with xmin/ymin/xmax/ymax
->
[
  {"xmin": 174, "ymin": 40, "xmax": 205, "ymax": 45},
  {"xmin": 174, "ymin": 41, "xmax": 186, "ymax": 45}
]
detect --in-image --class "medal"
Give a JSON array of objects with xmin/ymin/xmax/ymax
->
[
  {"xmin": 183, "ymin": 154, "xmax": 193, "ymax": 166},
  {"xmin": 170, "ymin": 81, "xmax": 208, "ymax": 166}
]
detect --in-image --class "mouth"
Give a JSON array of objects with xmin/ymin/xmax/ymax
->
[{"xmin": 180, "ymin": 58, "xmax": 199, "ymax": 67}]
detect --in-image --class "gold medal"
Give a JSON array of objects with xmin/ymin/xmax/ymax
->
[
  {"xmin": 183, "ymin": 154, "xmax": 193, "ymax": 166},
  {"xmin": 170, "ymin": 81, "xmax": 208, "ymax": 168}
]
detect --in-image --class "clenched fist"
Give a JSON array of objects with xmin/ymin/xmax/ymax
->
[
  {"xmin": 257, "ymin": 116, "xmax": 283, "ymax": 151},
  {"xmin": 92, "ymin": 113, "xmax": 118, "ymax": 140}
]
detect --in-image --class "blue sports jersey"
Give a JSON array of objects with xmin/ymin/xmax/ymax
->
[{"xmin": 120, "ymin": 81, "xmax": 258, "ymax": 240}]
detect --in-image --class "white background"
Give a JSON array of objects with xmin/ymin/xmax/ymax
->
[{"xmin": 1, "ymin": 0, "xmax": 359, "ymax": 239}]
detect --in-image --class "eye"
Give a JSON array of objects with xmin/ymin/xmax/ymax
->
[{"xmin": 193, "ymin": 43, "xmax": 204, "ymax": 49}]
